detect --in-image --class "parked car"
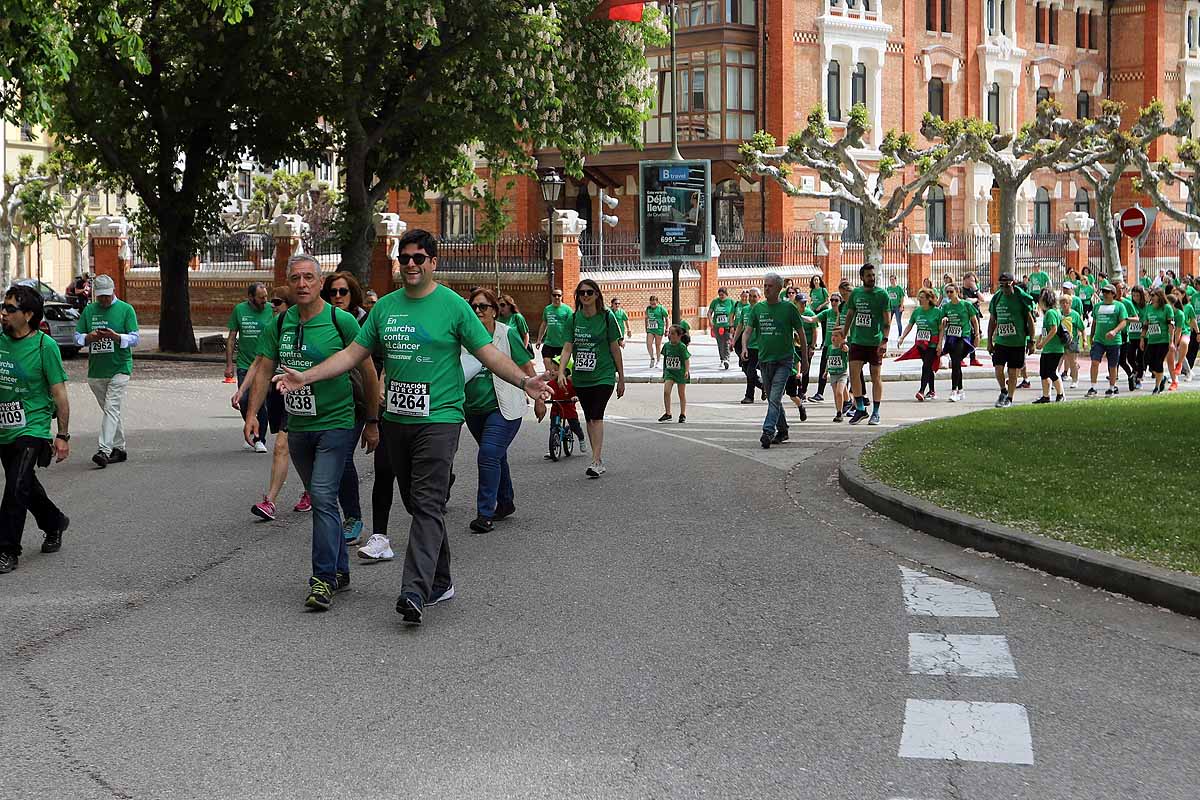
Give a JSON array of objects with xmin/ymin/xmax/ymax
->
[
  {"xmin": 39, "ymin": 301, "xmax": 81, "ymax": 358},
  {"xmin": 14, "ymin": 277, "xmax": 71, "ymax": 306}
]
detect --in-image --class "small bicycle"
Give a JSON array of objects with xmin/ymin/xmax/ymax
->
[{"xmin": 547, "ymin": 403, "xmax": 575, "ymax": 461}]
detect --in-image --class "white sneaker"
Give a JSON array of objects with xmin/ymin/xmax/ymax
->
[
  {"xmin": 1070, "ymin": 380, "xmax": 1078, "ymax": 389},
  {"xmin": 254, "ymin": 440, "xmax": 268, "ymax": 453},
  {"xmin": 242, "ymin": 441, "xmax": 254, "ymax": 452},
  {"xmin": 585, "ymin": 460, "xmax": 606, "ymax": 478},
  {"xmin": 356, "ymin": 534, "xmax": 394, "ymax": 561}
]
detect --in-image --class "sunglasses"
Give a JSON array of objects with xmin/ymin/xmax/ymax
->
[
  {"xmin": 326, "ymin": 287, "xmax": 351, "ymax": 297},
  {"xmin": 1, "ymin": 304, "xmax": 23, "ymax": 314},
  {"xmin": 270, "ymin": 298, "xmax": 285, "ymax": 306},
  {"xmin": 471, "ymin": 303, "xmax": 495, "ymax": 312},
  {"xmin": 577, "ymin": 289, "xmax": 596, "ymax": 297},
  {"xmin": 397, "ymin": 253, "xmax": 430, "ymax": 266},
  {"xmin": 553, "ymin": 293, "xmax": 563, "ymax": 298}
]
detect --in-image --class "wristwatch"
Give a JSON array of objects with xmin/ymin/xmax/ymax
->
[
  {"xmin": 519, "ymin": 376, "xmax": 530, "ymax": 391},
  {"xmin": 55, "ymin": 433, "xmax": 71, "ymax": 442}
]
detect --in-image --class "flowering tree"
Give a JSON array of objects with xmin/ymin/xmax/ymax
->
[
  {"xmin": 1129, "ymin": 101, "xmax": 1200, "ymax": 232},
  {"xmin": 740, "ymin": 104, "xmax": 984, "ymax": 266}
]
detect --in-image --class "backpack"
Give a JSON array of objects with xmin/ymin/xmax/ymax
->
[{"xmin": 277, "ymin": 305, "xmax": 367, "ymax": 419}]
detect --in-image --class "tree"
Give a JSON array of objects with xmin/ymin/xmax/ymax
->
[
  {"xmin": 1128, "ymin": 102, "xmax": 1200, "ymax": 233},
  {"xmin": 226, "ymin": 169, "xmax": 340, "ymax": 244},
  {"xmin": 0, "ymin": 156, "xmax": 51, "ymax": 288},
  {"xmin": 281, "ymin": 0, "xmax": 663, "ymax": 279},
  {"xmin": 739, "ymin": 104, "xmax": 984, "ymax": 266},
  {"xmin": 49, "ymin": 1, "xmax": 319, "ymax": 352}
]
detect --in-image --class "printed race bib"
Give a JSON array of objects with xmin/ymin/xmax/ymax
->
[
  {"xmin": 284, "ymin": 385, "xmax": 317, "ymax": 416},
  {"xmin": 945, "ymin": 324, "xmax": 963, "ymax": 338},
  {"xmin": 1147, "ymin": 323, "xmax": 1161, "ymax": 336},
  {"xmin": 997, "ymin": 322, "xmax": 1017, "ymax": 337},
  {"xmin": 715, "ymin": 313, "xmax": 729, "ymax": 325},
  {"xmin": 664, "ymin": 356, "xmax": 681, "ymax": 371},
  {"xmin": 91, "ymin": 337, "xmax": 115, "ymax": 354},
  {"xmin": 854, "ymin": 312, "xmax": 872, "ymax": 327},
  {"xmin": 916, "ymin": 330, "xmax": 932, "ymax": 343},
  {"xmin": 386, "ymin": 380, "xmax": 430, "ymax": 417},
  {"xmin": 574, "ymin": 350, "xmax": 597, "ymax": 372},
  {"xmin": 0, "ymin": 400, "xmax": 26, "ymax": 429},
  {"xmin": 1127, "ymin": 321, "xmax": 1143, "ymax": 335},
  {"xmin": 829, "ymin": 355, "xmax": 845, "ymax": 371}
]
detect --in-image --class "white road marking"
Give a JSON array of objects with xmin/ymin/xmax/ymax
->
[
  {"xmin": 608, "ymin": 420, "xmax": 819, "ymax": 471},
  {"xmin": 900, "ymin": 567, "xmax": 999, "ymax": 618},
  {"xmin": 908, "ymin": 633, "xmax": 1018, "ymax": 678},
  {"xmin": 898, "ymin": 699, "xmax": 1034, "ymax": 764}
]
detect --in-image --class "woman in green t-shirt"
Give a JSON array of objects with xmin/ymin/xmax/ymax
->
[
  {"xmin": 1033, "ymin": 290, "xmax": 1065, "ymax": 403},
  {"xmin": 658, "ymin": 324, "xmax": 690, "ymax": 423},
  {"xmin": 937, "ymin": 284, "xmax": 981, "ymax": 403},
  {"xmin": 898, "ymin": 288, "xmax": 943, "ymax": 402},
  {"xmin": 498, "ymin": 294, "xmax": 532, "ymax": 356},
  {"xmin": 1141, "ymin": 288, "xmax": 1175, "ymax": 394},
  {"xmin": 558, "ymin": 279, "xmax": 624, "ymax": 479}
]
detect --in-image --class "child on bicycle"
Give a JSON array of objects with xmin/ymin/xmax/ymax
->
[
  {"xmin": 659, "ymin": 324, "xmax": 690, "ymax": 423},
  {"xmin": 546, "ymin": 356, "xmax": 587, "ymax": 456}
]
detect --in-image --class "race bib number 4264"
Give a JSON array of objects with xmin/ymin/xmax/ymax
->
[
  {"xmin": 574, "ymin": 351, "xmax": 597, "ymax": 372},
  {"xmin": 284, "ymin": 385, "xmax": 317, "ymax": 416},
  {"xmin": 387, "ymin": 380, "xmax": 430, "ymax": 417},
  {"xmin": 0, "ymin": 400, "xmax": 26, "ymax": 429}
]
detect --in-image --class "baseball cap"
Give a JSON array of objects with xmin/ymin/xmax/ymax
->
[
  {"xmin": 1062, "ymin": 281, "xmax": 1075, "ymax": 289},
  {"xmin": 94, "ymin": 275, "xmax": 115, "ymax": 296},
  {"xmin": 998, "ymin": 272, "xmax": 1014, "ymax": 282},
  {"xmin": 796, "ymin": 292, "xmax": 808, "ymax": 302},
  {"xmin": 1101, "ymin": 284, "xmax": 1116, "ymax": 293}
]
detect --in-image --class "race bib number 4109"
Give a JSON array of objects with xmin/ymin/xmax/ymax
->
[
  {"xmin": 387, "ymin": 380, "xmax": 430, "ymax": 417},
  {"xmin": 0, "ymin": 400, "xmax": 26, "ymax": 429}
]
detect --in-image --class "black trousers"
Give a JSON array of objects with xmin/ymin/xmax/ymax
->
[
  {"xmin": 742, "ymin": 347, "xmax": 760, "ymax": 399},
  {"xmin": 816, "ymin": 345, "xmax": 829, "ymax": 397},
  {"xmin": 371, "ymin": 440, "xmax": 396, "ymax": 536},
  {"xmin": 946, "ymin": 338, "xmax": 971, "ymax": 390},
  {"xmin": 920, "ymin": 345, "xmax": 938, "ymax": 394},
  {"xmin": 0, "ymin": 437, "xmax": 65, "ymax": 557}
]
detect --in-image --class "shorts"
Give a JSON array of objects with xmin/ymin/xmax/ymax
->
[
  {"xmin": 848, "ymin": 343, "xmax": 883, "ymax": 366},
  {"xmin": 265, "ymin": 386, "xmax": 287, "ymax": 434},
  {"xmin": 1146, "ymin": 341, "xmax": 1170, "ymax": 373},
  {"xmin": 542, "ymin": 344, "xmax": 563, "ymax": 361},
  {"xmin": 829, "ymin": 373, "xmax": 848, "ymax": 386},
  {"xmin": 785, "ymin": 375, "xmax": 801, "ymax": 398},
  {"xmin": 1089, "ymin": 342, "xmax": 1121, "ymax": 368},
  {"xmin": 1039, "ymin": 352, "xmax": 1064, "ymax": 380},
  {"xmin": 992, "ymin": 344, "xmax": 1025, "ymax": 370},
  {"xmin": 575, "ymin": 383, "xmax": 615, "ymax": 421}
]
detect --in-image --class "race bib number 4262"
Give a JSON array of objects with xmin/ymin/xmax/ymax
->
[
  {"xmin": 283, "ymin": 385, "xmax": 317, "ymax": 416},
  {"xmin": 574, "ymin": 351, "xmax": 597, "ymax": 372},
  {"xmin": 387, "ymin": 380, "xmax": 430, "ymax": 417},
  {"xmin": 0, "ymin": 400, "xmax": 26, "ymax": 429}
]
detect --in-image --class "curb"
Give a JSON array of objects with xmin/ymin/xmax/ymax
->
[
  {"xmin": 134, "ymin": 352, "xmax": 225, "ymax": 364},
  {"xmin": 838, "ymin": 438, "xmax": 1200, "ymax": 619},
  {"xmin": 626, "ymin": 371, "xmax": 1005, "ymax": 385}
]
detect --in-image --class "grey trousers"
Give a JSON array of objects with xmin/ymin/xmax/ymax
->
[{"xmin": 382, "ymin": 420, "xmax": 460, "ymax": 602}]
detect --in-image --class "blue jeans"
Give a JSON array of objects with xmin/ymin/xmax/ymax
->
[
  {"xmin": 288, "ymin": 427, "xmax": 357, "ymax": 583},
  {"xmin": 236, "ymin": 368, "xmax": 267, "ymax": 443},
  {"xmin": 465, "ymin": 410, "xmax": 523, "ymax": 518},
  {"xmin": 892, "ymin": 309, "xmax": 904, "ymax": 338},
  {"xmin": 337, "ymin": 421, "xmax": 365, "ymax": 520},
  {"xmin": 758, "ymin": 356, "xmax": 793, "ymax": 436}
]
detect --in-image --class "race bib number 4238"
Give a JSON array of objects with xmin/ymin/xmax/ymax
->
[
  {"xmin": 283, "ymin": 385, "xmax": 317, "ymax": 416},
  {"xmin": 387, "ymin": 380, "xmax": 430, "ymax": 417},
  {"xmin": 0, "ymin": 400, "xmax": 26, "ymax": 429},
  {"xmin": 574, "ymin": 351, "xmax": 597, "ymax": 372}
]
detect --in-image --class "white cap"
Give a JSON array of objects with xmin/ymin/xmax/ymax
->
[{"xmin": 93, "ymin": 274, "xmax": 116, "ymax": 296}]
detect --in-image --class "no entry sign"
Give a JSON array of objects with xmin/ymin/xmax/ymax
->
[{"xmin": 1119, "ymin": 207, "xmax": 1148, "ymax": 239}]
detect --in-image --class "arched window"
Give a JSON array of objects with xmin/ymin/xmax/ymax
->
[
  {"xmin": 987, "ymin": 83, "xmax": 1001, "ymax": 127},
  {"xmin": 928, "ymin": 78, "xmax": 945, "ymax": 119},
  {"xmin": 851, "ymin": 62, "xmax": 867, "ymax": 107},
  {"xmin": 827, "ymin": 60, "xmax": 842, "ymax": 121},
  {"xmin": 987, "ymin": 0, "xmax": 996, "ymax": 33},
  {"xmin": 926, "ymin": 0, "xmax": 937, "ymax": 30},
  {"xmin": 1074, "ymin": 188, "xmax": 1092, "ymax": 217},
  {"xmin": 1077, "ymin": 91, "xmax": 1090, "ymax": 119},
  {"xmin": 926, "ymin": 186, "xmax": 947, "ymax": 241},
  {"xmin": 941, "ymin": 0, "xmax": 951, "ymax": 31},
  {"xmin": 1036, "ymin": 87, "xmax": 1051, "ymax": 108},
  {"xmin": 713, "ymin": 179, "xmax": 745, "ymax": 241},
  {"xmin": 832, "ymin": 198, "xmax": 863, "ymax": 243},
  {"xmin": 1034, "ymin": 187, "xmax": 1051, "ymax": 235},
  {"xmin": 1000, "ymin": 0, "xmax": 1008, "ymax": 34}
]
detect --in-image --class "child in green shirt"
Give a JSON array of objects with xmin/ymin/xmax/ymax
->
[{"xmin": 658, "ymin": 325, "xmax": 690, "ymax": 423}]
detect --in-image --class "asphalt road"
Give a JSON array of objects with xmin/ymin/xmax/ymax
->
[{"xmin": 2, "ymin": 357, "xmax": 1198, "ymax": 799}]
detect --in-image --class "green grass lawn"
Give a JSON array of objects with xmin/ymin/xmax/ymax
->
[{"xmin": 861, "ymin": 394, "xmax": 1200, "ymax": 575}]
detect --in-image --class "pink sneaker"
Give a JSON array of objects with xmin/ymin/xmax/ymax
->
[
  {"xmin": 293, "ymin": 492, "xmax": 312, "ymax": 513},
  {"xmin": 914, "ymin": 391, "xmax": 925, "ymax": 402},
  {"xmin": 252, "ymin": 497, "xmax": 277, "ymax": 521}
]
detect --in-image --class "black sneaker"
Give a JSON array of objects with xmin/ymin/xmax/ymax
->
[
  {"xmin": 678, "ymin": 414, "xmax": 686, "ymax": 423},
  {"xmin": 809, "ymin": 393, "xmax": 824, "ymax": 403},
  {"xmin": 773, "ymin": 430, "xmax": 789, "ymax": 444},
  {"xmin": 469, "ymin": 516, "xmax": 494, "ymax": 534},
  {"xmin": 833, "ymin": 414, "xmax": 843, "ymax": 423},
  {"xmin": 41, "ymin": 515, "xmax": 69, "ymax": 554},
  {"xmin": 1016, "ymin": 380, "xmax": 1032, "ymax": 389},
  {"xmin": 108, "ymin": 448, "xmax": 127, "ymax": 463},
  {"xmin": 0, "ymin": 552, "xmax": 16, "ymax": 574},
  {"xmin": 1055, "ymin": 394, "xmax": 1065, "ymax": 402},
  {"xmin": 657, "ymin": 413, "xmax": 672, "ymax": 422},
  {"xmin": 1032, "ymin": 397, "xmax": 1051, "ymax": 404},
  {"xmin": 798, "ymin": 405, "xmax": 807, "ymax": 422},
  {"xmin": 396, "ymin": 592, "xmax": 423, "ymax": 625},
  {"xmin": 305, "ymin": 577, "xmax": 334, "ymax": 611},
  {"xmin": 91, "ymin": 451, "xmax": 109, "ymax": 468},
  {"xmin": 740, "ymin": 397, "xmax": 755, "ymax": 404},
  {"xmin": 1128, "ymin": 375, "xmax": 1137, "ymax": 392},
  {"xmin": 335, "ymin": 572, "xmax": 350, "ymax": 592},
  {"xmin": 848, "ymin": 409, "xmax": 869, "ymax": 425},
  {"xmin": 759, "ymin": 432, "xmax": 772, "ymax": 449},
  {"xmin": 1085, "ymin": 387, "xmax": 1098, "ymax": 397},
  {"xmin": 1104, "ymin": 387, "xmax": 1115, "ymax": 397},
  {"xmin": 493, "ymin": 502, "xmax": 516, "ymax": 520},
  {"xmin": 428, "ymin": 585, "xmax": 455, "ymax": 606}
]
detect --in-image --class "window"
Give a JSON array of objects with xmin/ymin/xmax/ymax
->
[
  {"xmin": 987, "ymin": 83, "xmax": 1001, "ymax": 127},
  {"xmin": 237, "ymin": 170, "xmax": 252, "ymax": 201},
  {"xmin": 851, "ymin": 62, "xmax": 867, "ymax": 108},
  {"xmin": 1089, "ymin": 12, "xmax": 1098, "ymax": 49},
  {"xmin": 941, "ymin": 0, "xmax": 950, "ymax": 31},
  {"xmin": 1034, "ymin": 187, "xmax": 1051, "ymax": 235},
  {"xmin": 926, "ymin": 0, "xmax": 936, "ymax": 30},
  {"xmin": 926, "ymin": 186, "xmax": 947, "ymax": 241},
  {"xmin": 1077, "ymin": 91, "xmax": 1090, "ymax": 119},
  {"xmin": 1036, "ymin": 7, "xmax": 1045, "ymax": 42},
  {"xmin": 1077, "ymin": 11, "xmax": 1085, "ymax": 47},
  {"xmin": 677, "ymin": 0, "xmax": 719, "ymax": 27},
  {"xmin": 726, "ymin": 0, "xmax": 755, "ymax": 25},
  {"xmin": 724, "ymin": 48, "xmax": 756, "ymax": 139},
  {"xmin": 318, "ymin": 153, "xmax": 333, "ymax": 183},
  {"xmin": 828, "ymin": 60, "xmax": 842, "ymax": 121},
  {"xmin": 644, "ymin": 47, "xmax": 750, "ymax": 144},
  {"xmin": 88, "ymin": 191, "xmax": 101, "ymax": 208},
  {"xmin": 691, "ymin": 67, "xmax": 706, "ymax": 113},
  {"xmin": 987, "ymin": 0, "xmax": 996, "ymax": 33},
  {"xmin": 1036, "ymin": 87, "xmax": 1051, "ymax": 106},
  {"xmin": 19, "ymin": 122, "xmax": 34, "ymax": 142},
  {"xmin": 713, "ymin": 180, "xmax": 745, "ymax": 241},
  {"xmin": 1049, "ymin": 7, "xmax": 1058, "ymax": 44},
  {"xmin": 928, "ymin": 78, "xmax": 945, "ymax": 119},
  {"xmin": 441, "ymin": 197, "xmax": 475, "ymax": 239},
  {"xmin": 1074, "ymin": 188, "xmax": 1092, "ymax": 217},
  {"xmin": 927, "ymin": 0, "xmax": 951, "ymax": 32},
  {"xmin": 832, "ymin": 198, "xmax": 863, "ymax": 242},
  {"xmin": 1000, "ymin": 0, "xmax": 1008, "ymax": 34}
]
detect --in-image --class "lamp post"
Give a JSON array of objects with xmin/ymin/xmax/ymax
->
[{"xmin": 539, "ymin": 169, "xmax": 565, "ymax": 296}]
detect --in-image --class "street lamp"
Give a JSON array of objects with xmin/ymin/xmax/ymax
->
[
  {"xmin": 539, "ymin": 169, "xmax": 565, "ymax": 295},
  {"xmin": 598, "ymin": 189, "xmax": 619, "ymax": 269}
]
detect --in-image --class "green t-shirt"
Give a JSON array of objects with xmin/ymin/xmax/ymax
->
[
  {"xmin": 541, "ymin": 303, "xmax": 574, "ymax": 348},
  {"xmin": 1070, "ymin": 296, "xmax": 1084, "ymax": 319},
  {"xmin": 885, "ymin": 284, "xmax": 905, "ymax": 311},
  {"xmin": 749, "ymin": 299, "xmax": 806, "ymax": 363},
  {"xmin": 1092, "ymin": 300, "xmax": 1128, "ymax": 345},
  {"xmin": 499, "ymin": 311, "xmax": 530, "ymax": 344},
  {"xmin": 610, "ymin": 308, "xmax": 629, "ymax": 338},
  {"xmin": 845, "ymin": 286, "xmax": 891, "ymax": 347},
  {"xmin": 1174, "ymin": 305, "xmax": 1187, "ymax": 338},
  {"xmin": 464, "ymin": 325, "xmax": 531, "ymax": 416},
  {"xmin": 815, "ymin": 305, "xmax": 847, "ymax": 330},
  {"xmin": 76, "ymin": 298, "xmax": 138, "ymax": 379},
  {"xmin": 1123, "ymin": 304, "xmax": 1144, "ymax": 341},
  {"xmin": 1068, "ymin": 310, "xmax": 1085, "ymax": 347},
  {"xmin": 0, "ymin": 331, "xmax": 68, "ymax": 444},
  {"xmin": 825, "ymin": 344, "xmax": 848, "ymax": 376},
  {"xmin": 1040, "ymin": 308, "xmax": 1065, "ymax": 354},
  {"xmin": 1028, "ymin": 271, "xmax": 1050, "ymax": 294},
  {"xmin": 1180, "ymin": 303, "xmax": 1197, "ymax": 335},
  {"xmin": 258, "ymin": 303, "xmax": 361, "ymax": 432},
  {"xmin": 661, "ymin": 340, "xmax": 690, "ymax": 384},
  {"xmin": 227, "ymin": 300, "xmax": 275, "ymax": 371},
  {"xmin": 940, "ymin": 300, "xmax": 979, "ymax": 340},
  {"xmin": 1141, "ymin": 304, "xmax": 1174, "ymax": 345},
  {"xmin": 796, "ymin": 304, "xmax": 818, "ymax": 343},
  {"xmin": 910, "ymin": 305, "xmax": 943, "ymax": 344},
  {"xmin": 645, "ymin": 304, "xmax": 669, "ymax": 336},
  {"xmin": 355, "ymin": 284, "xmax": 491, "ymax": 425},
  {"xmin": 569, "ymin": 309, "xmax": 622, "ymax": 388},
  {"xmin": 989, "ymin": 290, "xmax": 1031, "ymax": 347},
  {"xmin": 708, "ymin": 297, "xmax": 736, "ymax": 330},
  {"xmin": 809, "ymin": 286, "xmax": 830, "ymax": 312},
  {"xmin": 1188, "ymin": 286, "xmax": 1200, "ymax": 315}
]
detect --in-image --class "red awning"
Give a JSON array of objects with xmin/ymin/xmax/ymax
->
[{"xmin": 594, "ymin": 0, "xmax": 645, "ymax": 21}]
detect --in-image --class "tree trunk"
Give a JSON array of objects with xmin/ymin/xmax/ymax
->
[
  {"xmin": 1095, "ymin": 190, "xmax": 1122, "ymax": 282},
  {"xmin": 338, "ymin": 135, "xmax": 374, "ymax": 283},
  {"xmin": 157, "ymin": 227, "xmax": 198, "ymax": 353},
  {"xmin": 15, "ymin": 240, "xmax": 26, "ymax": 279},
  {"xmin": 861, "ymin": 211, "xmax": 885, "ymax": 269},
  {"xmin": 72, "ymin": 237, "xmax": 86, "ymax": 277},
  {"xmin": 0, "ymin": 238, "xmax": 11, "ymax": 289},
  {"xmin": 998, "ymin": 183, "xmax": 1018, "ymax": 282}
]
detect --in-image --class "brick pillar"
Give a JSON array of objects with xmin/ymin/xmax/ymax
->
[
  {"xmin": 270, "ymin": 214, "xmax": 307, "ymax": 286},
  {"xmin": 908, "ymin": 233, "xmax": 933, "ymax": 294},
  {"xmin": 1180, "ymin": 231, "xmax": 1200, "ymax": 279},
  {"xmin": 543, "ymin": 210, "xmax": 588, "ymax": 299},
  {"xmin": 87, "ymin": 216, "xmax": 130, "ymax": 298},
  {"xmin": 810, "ymin": 211, "xmax": 846, "ymax": 290},
  {"xmin": 697, "ymin": 236, "xmax": 720, "ymax": 332},
  {"xmin": 764, "ymin": 0, "xmax": 797, "ymax": 235},
  {"xmin": 1146, "ymin": 0, "xmax": 1168, "ymax": 160},
  {"xmin": 370, "ymin": 212, "xmax": 407, "ymax": 297},
  {"xmin": 989, "ymin": 234, "xmax": 1001, "ymax": 291},
  {"xmin": 1061, "ymin": 211, "xmax": 1094, "ymax": 276}
]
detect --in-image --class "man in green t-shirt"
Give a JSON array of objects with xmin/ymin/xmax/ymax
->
[
  {"xmin": 274, "ymin": 230, "xmax": 550, "ymax": 626},
  {"xmin": 708, "ymin": 287, "xmax": 737, "ymax": 369},
  {"xmin": 885, "ymin": 275, "xmax": 906, "ymax": 341},
  {"xmin": 732, "ymin": 287, "xmax": 764, "ymax": 403},
  {"xmin": 0, "ymin": 285, "xmax": 72, "ymax": 574},
  {"xmin": 74, "ymin": 274, "xmax": 138, "ymax": 468},
  {"xmin": 609, "ymin": 297, "xmax": 630, "ymax": 347},
  {"xmin": 742, "ymin": 273, "xmax": 807, "ymax": 448},
  {"xmin": 987, "ymin": 272, "xmax": 1035, "ymax": 408},
  {"xmin": 1086, "ymin": 284, "xmax": 1128, "ymax": 397},
  {"xmin": 226, "ymin": 282, "xmax": 274, "ymax": 451},
  {"xmin": 840, "ymin": 263, "xmax": 891, "ymax": 425},
  {"xmin": 536, "ymin": 289, "xmax": 574, "ymax": 373}
]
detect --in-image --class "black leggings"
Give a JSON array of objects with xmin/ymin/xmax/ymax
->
[
  {"xmin": 1146, "ymin": 342, "xmax": 1170, "ymax": 374},
  {"xmin": 798, "ymin": 348, "xmax": 813, "ymax": 396},
  {"xmin": 1188, "ymin": 334, "xmax": 1199, "ymax": 368},
  {"xmin": 920, "ymin": 345, "xmax": 938, "ymax": 394},
  {"xmin": 1126, "ymin": 340, "xmax": 1145, "ymax": 379},
  {"xmin": 945, "ymin": 338, "xmax": 970, "ymax": 390},
  {"xmin": 1118, "ymin": 341, "xmax": 1137, "ymax": 378},
  {"xmin": 371, "ymin": 440, "xmax": 395, "ymax": 536},
  {"xmin": 816, "ymin": 345, "xmax": 829, "ymax": 396},
  {"xmin": 743, "ymin": 347, "xmax": 761, "ymax": 399}
]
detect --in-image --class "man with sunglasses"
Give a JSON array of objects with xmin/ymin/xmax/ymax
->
[
  {"xmin": 0, "ymin": 285, "xmax": 72, "ymax": 574},
  {"xmin": 273, "ymin": 229, "xmax": 551, "ymax": 627},
  {"xmin": 74, "ymin": 274, "xmax": 139, "ymax": 468},
  {"xmin": 226, "ymin": 282, "xmax": 273, "ymax": 452},
  {"xmin": 536, "ymin": 289, "xmax": 574, "ymax": 373}
]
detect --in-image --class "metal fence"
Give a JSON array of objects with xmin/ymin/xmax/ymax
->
[
  {"xmin": 718, "ymin": 232, "xmax": 818, "ymax": 270},
  {"xmin": 435, "ymin": 234, "xmax": 550, "ymax": 274},
  {"xmin": 580, "ymin": 231, "xmax": 649, "ymax": 271},
  {"xmin": 841, "ymin": 228, "xmax": 909, "ymax": 286},
  {"xmin": 932, "ymin": 232, "xmax": 993, "ymax": 288},
  {"xmin": 1013, "ymin": 233, "xmax": 1068, "ymax": 285},
  {"xmin": 126, "ymin": 232, "xmax": 277, "ymax": 272}
]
